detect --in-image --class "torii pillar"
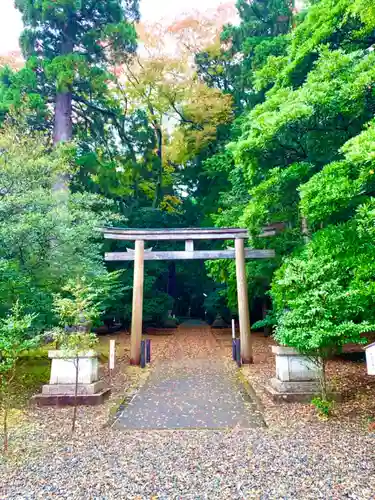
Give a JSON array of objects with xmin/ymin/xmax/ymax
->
[
  {"xmin": 130, "ymin": 240, "xmax": 144, "ymax": 365},
  {"xmin": 235, "ymin": 238, "xmax": 253, "ymax": 364}
]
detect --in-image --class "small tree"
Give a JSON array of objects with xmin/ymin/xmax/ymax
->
[
  {"xmin": 52, "ymin": 277, "xmax": 111, "ymax": 433},
  {"xmin": 53, "ymin": 330, "xmax": 98, "ymax": 434},
  {"xmin": 0, "ymin": 302, "xmax": 39, "ymax": 453},
  {"xmin": 53, "ymin": 278, "xmax": 102, "ymax": 335}
]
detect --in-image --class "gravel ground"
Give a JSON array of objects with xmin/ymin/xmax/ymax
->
[
  {"xmin": 1, "ymin": 424, "xmax": 374, "ymax": 499},
  {"xmin": 0, "ymin": 326, "xmax": 374, "ymax": 499},
  {"xmin": 214, "ymin": 329, "xmax": 375, "ymax": 428}
]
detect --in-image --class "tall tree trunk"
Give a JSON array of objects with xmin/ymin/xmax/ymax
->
[
  {"xmin": 53, "ymin": 38, "xmax": 73, "ymax": 192},
  {"xmin": 53, "ymin": 92, "xmax": 73, "ymax": 192},
  {"xmin": 301, "ymin": 216, "xmax": 309, "ymax": 243},
  {"xmin": 53, "ymin": 38, "xmax": 74, "ymax": 146},
  {"xmin": 152, "ymin": 121, "xmax": 163, "ymax": 209},
  {"xmin": 53, "ymin": 92, "xmax": 73, "ymax": 146}
]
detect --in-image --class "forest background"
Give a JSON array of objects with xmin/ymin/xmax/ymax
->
[{"xmin": 0, "ymin": 0, "xmax": 374, "ymax": 356}]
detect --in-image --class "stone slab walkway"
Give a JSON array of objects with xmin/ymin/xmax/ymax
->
[{"xmin": 116, "ymin": 326, "xmax": 264, "ymax": 430}]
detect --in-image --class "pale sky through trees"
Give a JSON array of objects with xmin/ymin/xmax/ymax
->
[{"xmin": 0, "ymin": 0, "xmax": 229, "ymax": 54}]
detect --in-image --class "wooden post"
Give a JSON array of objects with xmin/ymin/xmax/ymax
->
[
  {"xmin": 109, "ymin": 339, "xmax": 116, "ymax": 369},
  {"xmin": 232, "ymin": 339, "xmax": 237, "ymax": 361},
  {"xmin": 235, "ymin": 238, "xmax": 253, "ymax": 364},
  {"xmin": 235, "ymin": 338, "xmax": 241, "ymax": 367},
  {"xmin": 146, "ymin": 339, "xmax": 151, "ymax": 363},
  {"xmin": 140, "ymin": 340, "xmax": 146, "ymax": 369},
  {"xmin": 130, "ymin": 240, "xmax": 145, "ymax": 365}
]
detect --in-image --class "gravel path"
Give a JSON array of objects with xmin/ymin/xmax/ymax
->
[
  {"xmin": 116, "ymin": 358, "xmax": 264, "ymax": 429},
  {"xmin": 1, "ymin": 425, "xmax": 374, "ymax": 499},
  {"xmin": 0, "ymin": 326, "xmax": 374, "ymax": 499}
]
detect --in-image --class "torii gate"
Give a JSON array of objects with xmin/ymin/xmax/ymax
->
[{"xmin": 103, "ymin": 228, "xmax": 275, "ymax": 366}]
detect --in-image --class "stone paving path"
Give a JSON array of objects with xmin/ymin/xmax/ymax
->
[{"xmin": 116, "ymin": 324, "xmax": 264, "ymax": 429}]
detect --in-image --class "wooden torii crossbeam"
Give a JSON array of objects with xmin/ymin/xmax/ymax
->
[{"xmin": 103, "ymin": 228, "xmax": 275, "ymax": 365}]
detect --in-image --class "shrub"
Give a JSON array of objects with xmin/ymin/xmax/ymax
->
[
  {"xmin": 271, "ymin": 206, "xmax": 375, "ymax": 398},
  {"xmin": 311, "ymin": 397, "xmax": 334, "ymax": 418},
  {"xmin": 0, "ymin": 302, "xmax": 39, "ymax": 452}
]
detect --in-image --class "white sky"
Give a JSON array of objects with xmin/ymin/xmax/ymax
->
[{"xmin": 0, "ymin": 0, "xmax": 227, "ymax": 55}]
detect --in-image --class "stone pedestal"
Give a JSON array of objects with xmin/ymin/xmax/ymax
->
[
  {"xmin": 266, "ymin": 346, "xmax": 322, "ymax": 402},
  {"xmin": 49, "ymin": 349, "xmax": 99, "ymax": 384},
  {"xmin": 32, "ymin": 350, "xmax": 110, "ymax": 406}
]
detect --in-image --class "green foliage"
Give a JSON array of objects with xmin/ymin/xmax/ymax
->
[
  {"xmin": 53, "ymin": 278, "xmax": 102, "ymax": 329},
  {"xmin": 51, "ymin": 273, "xmax": 124, "ymax": 350},
  {"xmin": 0, "ymin": 302, "xmax": 41, "ymax": 451},
  {"xmin": 205, "ymin": 0, "xmax": 375, "ymax": 367},
  {"xmin": 241, "ymin": 162, "xmax": 313, "ymax": 233},
  {"xmin": 252, "ymin": 310, "xmax": 277, "ymax": 331},
  {"xmin": 0, "ymin": 64, "xmax": 50, "ymax": 130},
  {"xmin": 2, "ymin": 0, "xmax": 139, "ymax": 142},
  {"xmin": 4, "ymin": 0, "xmax": 375, "ymax": 349},
  {"xmin": 0, "ymin": 302, "xmax": 39, "ymax": 380},
  {"xmin": 279, "ymin": 0, "xmax": 375, "ymax": 87},
  {"xmin": 272, "ymin": 203, "xmax": 375, "ymax": 358},
  {"xmin": 0, "ymin": 124, "xmax": 121, "ymax": 330},
  {"xmin": 233, "ymin": 48, "xmax": 375, "ymax": 190},
  {"xmin": 53, "ymin": 273, "xmax": 124, "ymax": 329},
  {"xmin": 196, "ymin": 0, "xmax": 292, "ymax": 110},
  {"xmin": 52, "ymin": 330, "xmax": 98, "ymax": 355},
  {"xmin": 311, "ymin": 397, "xmax": 334, "ymax": 418},
  {"xmin": 141, "ymin": 292, "xmax": 174, "ymax": 326},
  {"xmin": 16, "ymin": 0, "xmax": 139, "ymax": 75},
  {"xmin": 300, "ymin": 122, "xmax": 375, "ymax": 227}
]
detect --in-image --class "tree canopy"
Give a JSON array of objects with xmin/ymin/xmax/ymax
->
[
  {"xmin": 205, "ymin": 0, "xmax": 375, "ymax": 353},
  {"xmin": 0, "ymin": 0, "xmax": 374, "ymax": 354}
]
